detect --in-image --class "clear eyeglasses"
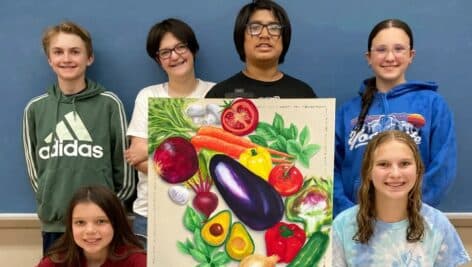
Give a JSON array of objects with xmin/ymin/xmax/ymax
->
[
  {"xmin": 370, "ymin": 44, "xmax": 410, "ymax": 58},
  {"xmin": 157, "ymin": 43, "xmax": 188, "ymax": 59},
  {"xmin": 246, "ymin": 22, "xmax": 283, "ymax": 37}
]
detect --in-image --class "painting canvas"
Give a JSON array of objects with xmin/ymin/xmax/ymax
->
[{"xmin": 147, "ymin": 98, "xmax": 335, "ymax": 266}]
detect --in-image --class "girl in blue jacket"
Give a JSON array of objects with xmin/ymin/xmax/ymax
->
[{"xmin": 334, "ymin": 18, "xmax": 457, "ymax": 217}]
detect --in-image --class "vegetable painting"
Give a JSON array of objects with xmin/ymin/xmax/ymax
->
[
  {"xmin": 285, "ymin": 177, "xmax": 332, "ymax": 237},
  {"xmin": 264, "ymin": 222, "xmax": 306, "ymax": 263},
  {"xmin": 153, "ymin": 137, "xmax": 198, "ymax": 184},
  {"xmin": 221, "ymin": 98, "xmax": 259, "ymax": 136},
  {"xmin": 148, "ymin": 98, "xmax": 335, "ymax": 267},
  {"xmin": 209, "ymin": 154, "xmax": 284, "ymax": 230},
  {"xmin": 239, "ymin": 147, "xmax": 272, "ymax": 180}
]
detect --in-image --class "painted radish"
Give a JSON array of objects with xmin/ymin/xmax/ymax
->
[
  {"xmin": 153, "ymin": 136, "xmax": 198, "ymax": 184},
  {"xmin": 185, "ymin": 155, "xmax": 219, "ymax": 218}
]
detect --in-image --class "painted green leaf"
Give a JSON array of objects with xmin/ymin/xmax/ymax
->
[
  {"xmin": 177, "ymin": 241, "xmax": 190, "ymax": 254},
  {"xmin": 272, "ymin": 113, "xmax": 285, "ymax": 133},
  {"xmin": 299, "ymin": 126, "xmax": 310, "ymax": 146},
  {"xmin": 289, "ymin": 123, "xmax": 298, "ymax": 140},
  {"xmin": 211, "ymin": 251, "xmax": 231, "ymax": 265},
  {"xmin": 183, "ymin": 206, "xmax": 204, "ymax": 232},
  {"xmin": 287, "ymin": 139, "xmax": 303, "ymax": 155},
  {"xmin": 148, "ymin": 98, "xmax": 197, "ymax": 153},
  {"xmin": 206, "ymin": 245, "xmax": 217, "ymax": 255},
  {"xmin": 281, "ymin": 128, "xmax": 292, "ymax": 140},
  {"xmin": 303, "ymin": 144, "xmax": 321, "ymax": 158},
  {"xmin": 194, "ymin": 229, "xmax": 209, "ymax": 256},
  {"xmin": 197, "ymin": 263, "xmax": 212, "ymax": 267},
  {"xmin": 256, "ymin": 122, "xmax": 278, "ymax": 140},
  {"xmin": 248, "ymin": 134, "xmax": 268, "ymax": 147},
  {"xmin": 299, "ymin": 153, "xmax": 310, "ymax": 168},
  {"xmin": 270, "ymin": 135, "xmax": 288, "ymax": 153},
  {"xmin": 189, "ymin": 248, "xmax": 208, "ymax": 263},
  {"xmin": 185, "ymin": 238, "xmax": 195, "ymax": 250}
]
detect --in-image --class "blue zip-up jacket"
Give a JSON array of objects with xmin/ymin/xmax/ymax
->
[{"xmin": 334, "ymin": 80, "xmax": 457, "ymax": 217}]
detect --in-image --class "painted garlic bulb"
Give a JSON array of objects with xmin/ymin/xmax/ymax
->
[{"xmin": 168, "ymin": 185, "xmax": 190, "ymax": 205}]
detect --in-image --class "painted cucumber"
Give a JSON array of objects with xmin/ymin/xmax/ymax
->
[{"xmin": 287, "ymin": 231, "xmax": 329, "ymax": 267}]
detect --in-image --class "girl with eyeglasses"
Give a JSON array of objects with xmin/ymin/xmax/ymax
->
[
  {"xmin": 332, "ymin": 130, "xmax": 469, "ymax": 266},
  {"xmin": 334, "ymin": 19, "xmax": 457, "ymax": 218},
  {"xmin": 124, "ymin": 18, "xmax": 215, "ymax": 249}
]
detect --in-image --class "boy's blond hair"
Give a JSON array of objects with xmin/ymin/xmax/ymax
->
[{"xmin": 42, "ymin": 21, "xmax": 93, "ymax": 57}]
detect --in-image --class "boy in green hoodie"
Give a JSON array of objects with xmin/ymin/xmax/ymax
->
[{"xmin": 22, "ymin": 21, "xmax": 135, "ymax": 255}]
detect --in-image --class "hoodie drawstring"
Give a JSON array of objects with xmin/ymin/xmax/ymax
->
[{"xmin": 72, "ymin": 97, "xmax": 77, "ymax": 120}]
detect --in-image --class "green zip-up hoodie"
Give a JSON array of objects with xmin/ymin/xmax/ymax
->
[{"xmin": 23, "ymin": 79, "xmax": 135, "ymax": 232}]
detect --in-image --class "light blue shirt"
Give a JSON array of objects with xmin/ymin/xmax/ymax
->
[{"xmin": 332, "ymin": 204, "xmax": 470, "ymax": 267}]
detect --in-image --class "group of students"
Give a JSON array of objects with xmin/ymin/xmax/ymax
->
[{"xmin": 22, "ymin": 0, "xmax": 469, "ymax": 266}]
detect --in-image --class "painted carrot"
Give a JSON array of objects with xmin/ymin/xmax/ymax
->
[
  {"xmin": 197, "ymin": 126, "xmax": 254, "ymax": 147},
  {"xmin": 272, "ymin": 158, "xmax": 293, "ymax": 164},
  {"xmin": 190, "ymin": 135, "xmax": 246, "ymax": 159},
  {"xmin": 191, "ymin": 134, "xmax": 293, "ymax": 163},
  {"xmin": 196, "ymin": 126, "xmax": 294, "ymax": 158}
]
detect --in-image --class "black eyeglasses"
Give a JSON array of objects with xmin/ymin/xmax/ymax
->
[
  {"xmin": 246, "ymin": 22, "xmax": 283, "ymax": 37},
  {"xmin": 156, "ymin": 43, "xmax": 188, "ymax": 59}
]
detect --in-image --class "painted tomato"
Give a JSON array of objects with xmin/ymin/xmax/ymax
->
[
  {"xmin": 268, "ymin": 164, "xmax": 304, "ymax": 196},
  {"xmin": 221, "ymin": 98, "xmax": 259, "ymax": 136}
]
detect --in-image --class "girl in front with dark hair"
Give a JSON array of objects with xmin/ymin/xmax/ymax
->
[
  {"xmin": 334, "ymin": 18, "xmax": 457, "ymax": 217},
  {"xmin": 333, "ymin": 130, "xmax": 469, "ymax": 266},
  {"xmin": 124, "ymin": 18, "xmax": 214, "ymax": 248},
  {"xmin": 37, "ymin": 185, "xmax": 146, "ymax": 267},
  {"xmin": 205, "ymin": 0, "xmax": 316, "ymax": 98}
]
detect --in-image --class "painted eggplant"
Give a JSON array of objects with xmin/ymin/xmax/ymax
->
[{"xmin": 209, "ymin": 154, "xmax": 284, "ymax": 230}]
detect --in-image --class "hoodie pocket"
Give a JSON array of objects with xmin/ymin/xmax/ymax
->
[
  {"xmin": 36, "ymin": 169, "xmax": 61, "ymax": 223},
  {"xmin": 36, "ymin": 165, "xmax": 114, "ymax": 224}
]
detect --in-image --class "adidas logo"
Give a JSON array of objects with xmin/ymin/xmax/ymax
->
[{"xmin": 38, "ymin": 112, "xmax": 104, "ymax": 160}]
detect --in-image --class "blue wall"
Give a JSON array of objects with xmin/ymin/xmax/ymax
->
[{"xmin": 1, "ymin": 0, "xmax": 471, "ymax": 212}]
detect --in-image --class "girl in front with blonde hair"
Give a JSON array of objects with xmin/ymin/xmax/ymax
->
[{"xmin": 333, "ymin": 130, "xmax": 469, "ymax": 266}]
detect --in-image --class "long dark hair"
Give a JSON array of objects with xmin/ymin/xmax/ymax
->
[
  {"xmin": 354, "ymin": 19, "xmax": 414, "ymax": 132},
  {"xmin": 354, "ymin": 130, "xmax": 425, "ymax": 243},
  {"xmin": 45, "ymin": 185, "xmax": 144, "ymax": 266}
]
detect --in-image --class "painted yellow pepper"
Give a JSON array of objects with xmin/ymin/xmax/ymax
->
[{"xmin": 239, "ymin": 147, "xmax": 272, "ymax": 180}]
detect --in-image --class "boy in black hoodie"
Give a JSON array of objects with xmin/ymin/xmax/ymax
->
[{"xmin": 22, "ymin": 21, "xmax": 135, "ymax": 255}]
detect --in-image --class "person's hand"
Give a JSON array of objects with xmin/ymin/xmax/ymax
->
[{"xmin": 124, "ymin": 137, "xmax": 148, "ymax": 166}]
